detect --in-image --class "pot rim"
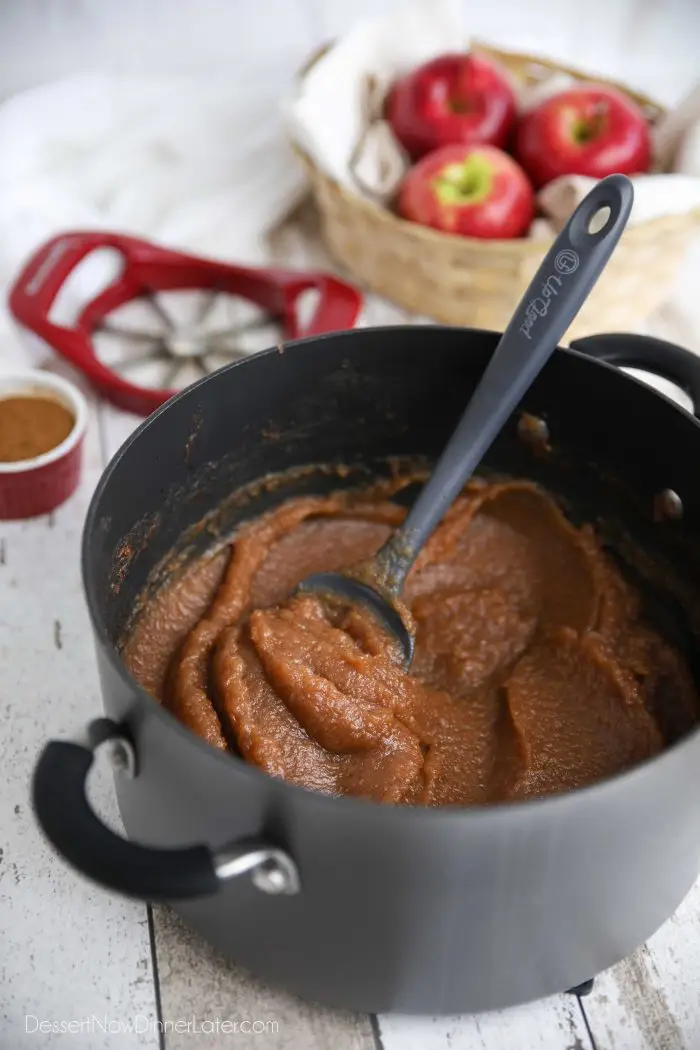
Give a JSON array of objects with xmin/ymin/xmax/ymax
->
[{"xmin": 82, "ymin": 325, "xmax": 700, "ymax": 823}]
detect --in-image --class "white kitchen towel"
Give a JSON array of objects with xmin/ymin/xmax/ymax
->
[
  {"xmin": 0, "ymin": 67, "xmax": 306, "ymax": 365},
  {"xmin": 538, "ymin": 172, "xmax": 700, "ymax": 230},
  {"xmin": 653, "ymin": 82, "xmax": 700, "ymax": 174}
]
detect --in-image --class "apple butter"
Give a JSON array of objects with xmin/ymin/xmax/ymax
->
[{"xmin": 123, "ymin": 478, "xmax": 699, "ymax": 806}]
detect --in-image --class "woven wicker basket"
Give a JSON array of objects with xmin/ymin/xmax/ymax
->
[{"xmin": 294, "ymin": 44, "xmax": 700, "ymax": 342}]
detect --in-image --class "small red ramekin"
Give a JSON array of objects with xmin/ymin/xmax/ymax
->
[{"xmin": 0, "ymin": 370, "xmax": 87, "ymax": 520}]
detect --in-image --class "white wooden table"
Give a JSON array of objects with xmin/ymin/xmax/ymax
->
[{"xmin": 2, "ymin": 2, "xmax": 700, "ymax": 1046}]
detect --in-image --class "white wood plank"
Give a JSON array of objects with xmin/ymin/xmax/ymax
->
[
  {"xmin": 378, "ymin": 995, "xmax": 591, "ymax": 1050},
  {"xmin": 99, "ymin": 402, "xmax": 144, "ymax": 465},
  {"xmin": 0, "ymin": 385, "xmax": 159, "ymax": 1049},
  {"xmin": 151, "ymin": 905, "xmax": 377, "ymax": 1050},
  {"xmin": 581, "ymin": 877, "xmax": 700, "ymax": 1050}
]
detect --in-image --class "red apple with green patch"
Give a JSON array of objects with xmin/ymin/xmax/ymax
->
[
  {"xmin": 515, "ymin": 85, "xmax": 651, "ymax": 188},
  {"xmin": 386, "ymin": 52, "xmax": 517, "ymax": 161},
  {"xmin": 397, "ymin": 144, "xmax": 534, "ymax": 239}
]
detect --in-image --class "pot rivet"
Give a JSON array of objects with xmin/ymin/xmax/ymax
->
[
  {"xmin": 653, "ymin": 489, "xmax": 683, "ymax": 522},
  {"xmin": 106, "ymin": 738, "xmax": 137, "ymax": 778},
  {"xmin": 517, "ymin": 413, "xmax": 550, "ymax": 451},
  {"xmin": 252, "ymin": 858, "xmax": 296, "ymax": 895}
]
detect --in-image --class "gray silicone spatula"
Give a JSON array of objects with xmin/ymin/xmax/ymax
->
[{"xmin": 299, "ymin": 173, "xmax": 635, "ymax": 663}]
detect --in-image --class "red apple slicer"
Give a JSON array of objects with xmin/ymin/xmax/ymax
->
[{"xmin": 9, "ymin": 231, "xmax": 363, "ymax": 416}]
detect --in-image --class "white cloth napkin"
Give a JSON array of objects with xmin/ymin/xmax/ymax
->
[
  {"xmin": 0, "ymin": 69, "xmax": 306, "ymax": 366},
  {"xmin": 538, "ymin": 173, "xmax": 700, "ymax": 229},
  {"xmin": 653, "ymin": 82, "xmax": 700, "ymax": 174}
]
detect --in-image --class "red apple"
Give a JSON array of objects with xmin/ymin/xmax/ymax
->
[
  {"xmin": 515, "ymin": 85, "xmax": 651, "ymax": 188},
  {"xmin": 397, "ymin": 144, "xmax": 534, "ymax": 239},
  {"xmin": 386, "ymin": 52, "xmax": 517, "ymax": 161}
]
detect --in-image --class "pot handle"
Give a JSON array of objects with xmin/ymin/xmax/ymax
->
[
  {"xmin": 569, "ymin": 333, "xmax": 700, "ymax": 419},
  {"xmin": 32, "ymin": 718, "xmax": 300, "ymax": 901}
]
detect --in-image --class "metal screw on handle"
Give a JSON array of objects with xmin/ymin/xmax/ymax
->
[{"xmin": 214, "ymin": 843, "xmax": 301, "ymax": 896}]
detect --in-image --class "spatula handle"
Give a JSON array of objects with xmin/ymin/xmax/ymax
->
[{"xmin": 376, "ymin": 173, "xmax": 635, "ymax": 594}]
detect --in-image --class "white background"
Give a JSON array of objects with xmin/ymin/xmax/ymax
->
[{"xmin": 0, "ymin": 0, "xmax": 698, "ymax": 106}]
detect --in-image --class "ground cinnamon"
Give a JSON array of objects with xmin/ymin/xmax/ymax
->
[{"xmin": 0, "ymin": 396, "xmax": 75, "ymax": 463}]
